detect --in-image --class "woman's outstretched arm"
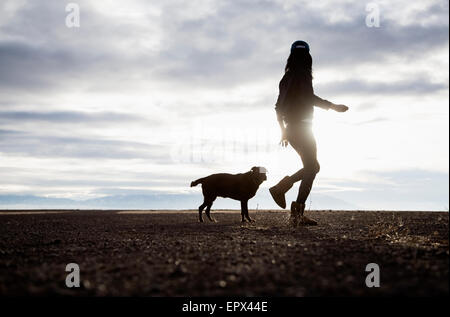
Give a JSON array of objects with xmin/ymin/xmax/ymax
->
[
  {"xmin": 313, "ymin": 94, "xmax": 349, "ymax": 112},
  {"xmin": 313, "ymin": 95, "xmax": 332, "ymax": 110}
]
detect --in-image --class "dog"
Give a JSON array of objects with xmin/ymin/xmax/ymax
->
[{"xmin": 190, "ymin": 166, "xmax": 267, "ymax": 223}]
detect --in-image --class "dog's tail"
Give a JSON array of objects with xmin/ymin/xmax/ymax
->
[{"xmin": 190, "ymin": 177, "xmax": 205, "ymax": 187}]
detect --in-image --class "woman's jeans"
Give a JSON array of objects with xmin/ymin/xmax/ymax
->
[{"xmin": 286, "ymin": 122, "xmax": 320, "ymax": 204}]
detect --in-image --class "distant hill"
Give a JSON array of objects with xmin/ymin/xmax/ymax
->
[{"xmin": 0, "ymin": 191, "xmax": 359, "ymax": 210}]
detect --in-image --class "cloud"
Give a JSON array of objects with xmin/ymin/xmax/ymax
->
[
  {"xmin": 353, "ymin": 117, "xmax": 389, "ymax": 125},
  {"xmin": 0, "ymin": 130, "xmax": 167, "ymax": 159},
  {"xmin": 317, "ymin": 78, "xmax": 448, "ymax": 96},
  {"xmin": 318, "ymin": 169, "xmax": 449, "ymax": 210},
  {"xmin": 0, "ymin": 111, "xmax": 151, "ymax": 125},
  {"xmin": 0, "ymin": 172, "xmax": 189, "ymax": 191},
  {"xmin": 0, "ymin": 110, "xmax": 145, "ymax": 123},
  {"xmin": 0, "ymin": 0, "xmax": 448, "ymax": 94},
  {"xmin": 0, "ymin": 129, "xmax": 22, "ymax": 136}
]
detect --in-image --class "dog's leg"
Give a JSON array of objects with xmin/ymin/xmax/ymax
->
[
  {"xmin": 205, "ymin": 198, "xmax": 216, "ymax": 222},
  {"xmin": 241, "ymin": 200, "xmax": 254, "ymax": 222},
  {"xmin": 198, "ymin": 200, "xmax": 207, "ymax": 223},
  {"xmin": 240, "ymin": 200, "xmax": 246, "ymax": 222}
]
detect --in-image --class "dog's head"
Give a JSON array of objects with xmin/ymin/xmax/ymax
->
[{"xmin": 250, "ymin": 166, "xmax": 267, "ymax": 185}]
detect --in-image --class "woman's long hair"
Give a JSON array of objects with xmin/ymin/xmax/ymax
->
[{"xmin": 284, "ymin": 49, "xmax": 313, "ymax": 82}]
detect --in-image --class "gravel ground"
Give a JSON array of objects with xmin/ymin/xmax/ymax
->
[{"xmin": 0, "ymin": 210, "xmax": 448, "ymax": 296}]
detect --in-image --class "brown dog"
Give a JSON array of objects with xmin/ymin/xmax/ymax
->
[{"xmin": 190, "ymin": 166, "xmax": 267, "ymax": 222}]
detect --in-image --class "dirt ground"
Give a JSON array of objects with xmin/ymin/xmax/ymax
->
[{"xmin": 0, "ymin": 210, "xmax": 448, "ymax": 296}]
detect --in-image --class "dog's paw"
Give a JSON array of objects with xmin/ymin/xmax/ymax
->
[{"xmin": 209, "ymin": 218, "xmax": 217, "ymax": 223}]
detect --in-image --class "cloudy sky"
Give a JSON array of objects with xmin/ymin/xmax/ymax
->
[{"xmin": 0, "ymin": 0, "xmax": 448, "ymax": 210}]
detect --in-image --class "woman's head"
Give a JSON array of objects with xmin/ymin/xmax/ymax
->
[{"xmin": 285, "ymin": 40, "xmax": 312, "ymax": 79}]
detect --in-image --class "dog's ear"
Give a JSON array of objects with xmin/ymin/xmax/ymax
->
[{"xmin": 251, "ymin": 166, "xmax": 267, "ymax": 174}]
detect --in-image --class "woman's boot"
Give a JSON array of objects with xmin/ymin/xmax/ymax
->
[
  {"xmin": 291, "ymin": 201, "xmax": 318, "ymax": 226},
  {"xmin": 269, "ymin": 176, "xmax": 293, "ymax": 209},
  {"xmin": 289, "ymin": 201, "xmax": 301, "ymax": 227}
]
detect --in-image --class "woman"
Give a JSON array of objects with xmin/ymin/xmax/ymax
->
[{"xmin": 269, "ymin": 40, "xmax": 348, "ymax": 227}]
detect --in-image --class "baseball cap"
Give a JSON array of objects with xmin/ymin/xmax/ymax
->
[{"xmin": 290, "ymin": 40, "xmax": 310, "ymax": 53}]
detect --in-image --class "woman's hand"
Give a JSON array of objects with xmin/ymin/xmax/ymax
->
[
  {"xmin": 331, "ymin": 104, "xmax": 349, "ymax": 112},
  {"xmin": 279, "ymin": 128, "xmax": 288, "ymax": 147}
]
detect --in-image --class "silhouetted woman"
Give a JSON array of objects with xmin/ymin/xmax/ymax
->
[{"xmin": 269, "ymin": 40, "xmax": 348, "ymax": 226}]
